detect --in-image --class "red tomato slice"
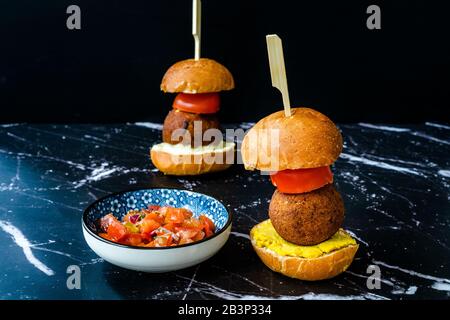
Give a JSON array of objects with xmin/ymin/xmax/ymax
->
[
  {"xmin": 173, "ymin": 93, "xmax": 220, "ymax": 114},
  {"xmin": 270, "ymin": 166, "xmax": 333, "ymax": 194}
]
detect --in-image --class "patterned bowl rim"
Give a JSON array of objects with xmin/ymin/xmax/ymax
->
[{"xmin": 82, "ymin": 187, "xmax": 233, "ymax": 250}]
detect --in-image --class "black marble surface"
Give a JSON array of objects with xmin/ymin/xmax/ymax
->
[{"xmin": 0, "ymin": 122, "xmax": 449, "ymax": 300}]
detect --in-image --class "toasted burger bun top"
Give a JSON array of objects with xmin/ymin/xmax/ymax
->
[
  {"xmin": 161, "ymin": 58, "xmax": 235, "ymax": 93},
  {"xmin": 241, "ymin": 108, "xmax": 343, "ymax": 171}
]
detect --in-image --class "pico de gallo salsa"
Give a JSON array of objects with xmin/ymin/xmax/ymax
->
[{"xmin": 98, "ymin": 205, "xmax": 215, "ymax": 247}]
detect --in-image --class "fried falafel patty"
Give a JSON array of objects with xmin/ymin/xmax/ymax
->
[
  {"xmin": 162, "ymin": 109, "xmax": 220, "ymax": 147},
  {"xmin": 269, "ymin": 184, "xmax": 344, "ymax": 246}
]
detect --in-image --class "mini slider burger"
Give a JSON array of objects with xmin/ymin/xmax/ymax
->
[
  {"xmin": 241, "ymin": 35, "xmax": 358, "ymax": 281},
  {"xmin": 151, "ymin": 0, "xmax": 235, "ymax": 176},
  {"xmin": 150, "ymin": 59, "xmax": 236, "ymax": 175}
]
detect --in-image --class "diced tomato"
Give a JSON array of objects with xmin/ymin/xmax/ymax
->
[
  {"xmin": 99, "ymin": 213, "xmax": 117, "ymax": 231},
  {"xmin": 270, "ymin": 166, "xmax": 334, "ymax": 194},
  {"xmin": 123, "ymin": 233, "xmax": 144, "ymax": 246},
  {"xmin": 176, "ymin": 227, "xmax": 199, "ymax": 241},
  {"xmin": 179, "ymin": 238, "xmax": 194, "ymax": 245},
  {"xmin": 99, "ymin": 233, "xmax": 113, "ymax": 241},
  {"xmin": 199, "ymin": 215, "xmax": 215, "ymax": 234},
  {"xmin": 140, "ymin": 232, "xmax": 151, "ymax": 241},
  {"xmin": 140, "ymin": 218, "xmax": 161, "ymax": 235},
  {"xmin": 192, "ymin": 230, "xmax": 205, "ymax": 241},
  {"xmin": 145, "ymin": 240, "xmax": 156, "ymax": 248},
  {"xmin": 155, "ymin": 227, "xmax": 173, "ymax": 236},
  {"xmin": 164, "ymin": 223, "xmax": 176, "ymax": 232},
  {"xmin": 167, "ymin": 234, "xmax": 173, "ymax": 246},
  {"xmin": 181, "ymin": 208, "xmax": 193, "ymax": 219},
  {"xmin": 165, "ymin": 208, "xmax": 186, "ymax": 224},
  {"xmin": 106, "ymin": 219, "xmax": 127, "ymax": 241},
  {"xmin": 154, "ymin": 234, "xmax": 173, "ymax": 247},
  {"xmin": 143, "ymin": 211, "xmax": 165, "ymax": 224},
  {"xmin": 182, "ymin": 217, "xmax": 203, "ymax": 229},
  {"xmin": 98, "ymin": 206, "xmax": 215, "ymax": 247},
  {"xmin": 158, "ymin": 206, "xmax": 168, "ymax": 213},
  {"xmin": 202, "ymin": 226, "xmax": 213, "ymax": 238}
]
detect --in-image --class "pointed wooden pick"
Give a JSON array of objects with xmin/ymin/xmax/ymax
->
[
  {"xmin": 266, "ymin": 34, "xmax": 291, "ymax": 117},
  {"xmin": 192, "ymin": 0, "xmax": 202, "ymax": 60}
]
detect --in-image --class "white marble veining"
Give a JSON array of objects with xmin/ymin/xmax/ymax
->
[
  {"xmin": 409, "ymin": 131, "xmax": 450, "ymax": 146},
  {"xmin": 0, "ymin": 220, "xmax": 55, "ymax": 276},
  {"xmin": 431, "ymin": 282, "xmax": 450, "ymax": 292},
  {"xmin": 426, "ymin": 122, "xmax": 450, "ymax": 130},
  {"xmin": 373, "ymin": 260, "xmax": 450, "ymax": 285},
  {"xmin": 133, "ymin": 122, "xmax": 164, "ymax": 130},
  {"xmin": 340, "ymin": 153, "xmax": 424, "ymax": 176},
  {"xmin": 358, "ymin": 123, "xmax": 411, "ymax": 132},
  {"xmin": 230, "ymin": 231, "xmax": 251, "ymax": 240},
  {"xmin": 176, "ymin": 275, "xmax": 389, "ymax": 300},
  {"xmin": 73, "ymin": 162, "xmax": 118, "ymax": 188}
]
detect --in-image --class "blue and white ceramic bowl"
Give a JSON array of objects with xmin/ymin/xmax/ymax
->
[{"xmin": 82, "ymin": 188, "xmax": 232, "ymax": 272}]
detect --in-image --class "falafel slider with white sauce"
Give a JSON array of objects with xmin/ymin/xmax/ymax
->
[{"xmin": 151, "ymin": 58, "xmax": 235, "ymax": 176}]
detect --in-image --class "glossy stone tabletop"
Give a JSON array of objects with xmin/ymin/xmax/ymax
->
[{"xmin": 0, "ymin": 122, "xmax": 449, "ymax": 300}]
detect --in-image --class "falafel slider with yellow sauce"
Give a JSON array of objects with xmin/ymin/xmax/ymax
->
[{"xmin": 241, "ymin": 108, "xmax": 358, "ymax": 281}]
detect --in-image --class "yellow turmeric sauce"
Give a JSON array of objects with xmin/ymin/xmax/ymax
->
[{"xmin": 251, "ymin": 220, "xmax": 356, "ymax": 259}]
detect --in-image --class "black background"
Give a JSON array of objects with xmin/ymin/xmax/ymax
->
[{"xmin": 0, "ymin": 0, "xmax": 449, "ymax": 123}]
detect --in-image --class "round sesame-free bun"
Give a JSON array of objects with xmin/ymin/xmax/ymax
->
[
  {"xmin": 150, "ymin": 141, "xmax": 235, "ymax": 176},
  {"xmin": 241, "ymin": 108, "xmax": 343, "ymax": 171},
  {"xmin": 251, "ymin": 238, "xmax": 358, "ymax": 281},
  {"xmin": 269, "ymin": 185, "xmax": 344, "ymax": 246},
  {"xmin": 161, "ymin": 58, "xmax": 235, "ymax": 93}
]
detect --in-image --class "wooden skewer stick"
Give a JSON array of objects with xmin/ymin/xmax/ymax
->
[
  {"xmin": 266, "ymin": 34, "xmax": 291, "ymax": 117},
  {"xmin": 193, "ymin": 0, "xmax": 202, "ymax": 61}
]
